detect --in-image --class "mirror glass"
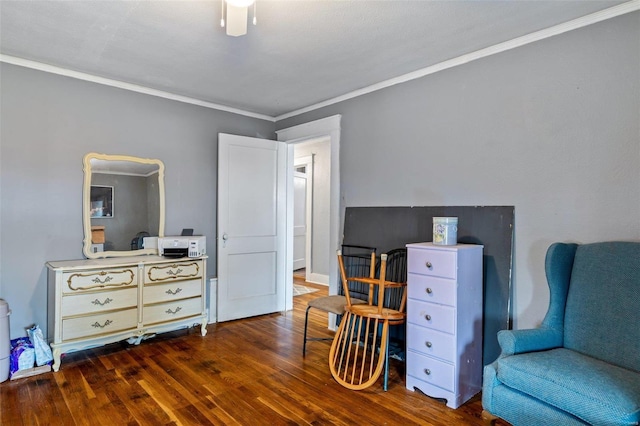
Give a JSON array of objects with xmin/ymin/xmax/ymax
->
[{"xmin": 83, "ymin": 153, "xmax": 165, "ymax": 258}]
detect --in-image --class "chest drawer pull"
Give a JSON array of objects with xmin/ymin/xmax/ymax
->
[
  {"xmin": 91, "ymin": 297, "xmax": 113, "ymax": 306},
  {"xmin": 426, "ymin": 287, "xmax": 433, "ymax": 294},
  {"xmin": 92, "ymin": 319, "xmax": 113, "ymax": 329},
  {"xmin": 165, "ymin": 307, "xmax": 182, "ymax": 315},
  {"xmin": 424, "ymin": 369, "xmax": 431, "ymax": 375},
  {"xmin": 425, "ymin": 314, "xmax": 432, "ymax": 321},
  {"xmin": 165, "ymin": 287, "xmax": 182, "ymax": 296},
  {"xmin": 426, "ymin": 262, "xmax": 433, "ymax": 269},
  {"xmin": 425, "ymin": 341, "xmax": 432, "ymax": 348}
]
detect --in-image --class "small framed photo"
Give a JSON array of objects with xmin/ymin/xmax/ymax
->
[{"xmin": 90, "ymin": 185, "xmax": 113, "ymax": 218}]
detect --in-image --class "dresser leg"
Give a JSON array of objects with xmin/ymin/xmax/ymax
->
[
  {"xmin": 200, "ymin": 322, "xmax": 207, "ymax": 336},
  {"xmin": 52, "ymin": 348, "xmax": 61, "ymax": 372}
]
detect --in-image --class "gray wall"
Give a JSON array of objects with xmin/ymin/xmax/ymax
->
[
  {"xmin": 278, "ymin": 13, "xmax": 640, "ymax": 329},
  {"xmin": 0, "ymin": 63, "xmax": 274, "ymax": 338}
]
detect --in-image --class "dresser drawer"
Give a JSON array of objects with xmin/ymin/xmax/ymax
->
[
  {"xmin": 407, "ymin": 299, "xmax": 455, "ymax": 334},
  {"xmin": 143, "ymin": 297, "xmax": 202, "ymax": 325},
  {"xmin": 62, "ymin": 287, "xmax": 137, "ymax": 317},
  {"xmin": 63, "ymin": 267, "xmax": 137, "ymax": 294},
  {"xmin": 144, "ymin": 279, "xmax": 202, "ymax": 304},
  {"xmin": 408, "ymin": 249, "xmax": 457, "ymax": 279},
  {"xmin": 62, "ymin": 308, "xmax": 137, "ymax": 341},
  {"xmin": 407, "ymin": 323, "xmax": 455, "ymax": 362},
  {"xmin": 408, "ymin": 274, "xmax": 456, "ymax": 306},
  {"xmin": 145, "ymin": 260, "xmax": 202, "ymax": 283},
  {"xmin": 406, "ymin": 350, "xmax": 455, "ymax": 392}
]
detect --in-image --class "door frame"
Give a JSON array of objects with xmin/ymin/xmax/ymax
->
[{"xmin": 276, "ymin": 115, "xmax": 341, "ymax": 312}]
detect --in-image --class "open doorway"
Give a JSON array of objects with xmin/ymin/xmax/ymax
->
[
  {"xmin": 293, "ymin": 156, "xmax": 312, "ymax": 276},
  {"xmin": 276, "ymin": 115, "xmax": 342, "ymax": 313},
  {"xmin": 293, "ymin": 139, "xmax": 330, "ymax": 285}
]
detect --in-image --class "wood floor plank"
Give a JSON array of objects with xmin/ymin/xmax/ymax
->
[
  {"xmin": 1, "ymin": 282, "xmax": 510, "ymax": 425},
  {"xmin": 1, "ymin": 378, "xmax": 27, "ymax": 425},
  {"xmin": 25, "ymin": 377, "xmax": 59, "ymax": 424},
  {"xmin": 108, "ymin": 378, "xmax": 173, "ymax": 425}
]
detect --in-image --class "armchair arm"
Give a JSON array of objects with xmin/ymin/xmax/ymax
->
[
  {"xmin": 496, "ymin": 243, "xmax": 577, "ymax": 357},
  {"xmin": 497, "ymin": 327, "xmax": 563, "ymax": 357}
]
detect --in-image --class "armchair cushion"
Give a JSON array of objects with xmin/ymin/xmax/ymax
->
[{"xmin": 497, "ymin": 348, "xmax": 640, "ymax": 425}]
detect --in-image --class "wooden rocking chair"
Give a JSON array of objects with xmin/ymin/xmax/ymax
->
[{"xmin": 329, "ymin": 250, "xmax": 407, "ymax": 391}]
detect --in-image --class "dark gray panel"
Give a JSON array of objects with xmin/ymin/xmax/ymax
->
[{"xmin": 343, "ymin": 206, "xmax": 514, "ymax": 365}]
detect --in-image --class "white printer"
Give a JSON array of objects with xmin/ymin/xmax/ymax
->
[{"xmin": 158, "ymin": 236, "xmax": 206, "ymax": 258}]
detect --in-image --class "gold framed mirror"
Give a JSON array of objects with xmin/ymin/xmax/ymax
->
[{"xmin": 83, "ymin": 153, "xmax": 165, "ymax": 259}]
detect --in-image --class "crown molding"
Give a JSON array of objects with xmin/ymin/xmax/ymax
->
[
  {"xmin": 2, "ymin": 1, "xmax": 637, "ymax": 123},
  {"xmin": 0, "ymin": 54, "xmax": 275, "ymax": 122},
  {"xmin": 276, "ymin": 0, "xmax": 640, "ymax": 121}
]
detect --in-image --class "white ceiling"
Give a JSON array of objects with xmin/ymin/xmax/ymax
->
[{"xmin": 0, "ymin": 1, "xmax": 634, "ymax": 119}]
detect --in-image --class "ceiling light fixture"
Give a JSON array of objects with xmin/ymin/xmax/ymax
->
[{"xmin": 220, "ymin": 0, "xmax": 257, "ymax": 37}]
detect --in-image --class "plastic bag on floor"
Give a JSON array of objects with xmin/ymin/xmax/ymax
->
[
  {"xmin": 9, "ymin": 337, "xmax": 34, "ymax": 376},
  {"xmin": 27, "ymin": 325, "xmax": 53, "ymax": 366}
]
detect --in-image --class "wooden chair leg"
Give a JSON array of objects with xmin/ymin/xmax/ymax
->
[
  {"xmin": 302, "ymin": 305, "xmax": 312, "ymax": 356},
  {"xmin": 383, "ymin": 331, "xmax": 389, "ymax": 391},
  {"xmin": 481, "ymin": 410, "xmax": 498, "ymax": 426}
]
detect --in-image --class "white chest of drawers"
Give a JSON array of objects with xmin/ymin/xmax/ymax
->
[
  {"xmin": 46, "ymin": 255, "xmax": 208, "ymax": 371},
  {"xmin": 405, "ymin": 243, "xmax": 483, "ymax": 409}
]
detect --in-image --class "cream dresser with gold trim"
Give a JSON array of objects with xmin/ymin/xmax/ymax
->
[{"xmin": 46, "ymin": 255, "xmax": 207, "ymax": 371}]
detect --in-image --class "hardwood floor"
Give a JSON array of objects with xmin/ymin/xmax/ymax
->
[{"xmin": 1, "ymin": 281, "xmax": 508, "ymax": 425}]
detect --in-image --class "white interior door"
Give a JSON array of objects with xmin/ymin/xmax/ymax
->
[
  {"xmin": 293, "ymin": 169, "xmax": 307, "ymax": 271},
  {"xmin": 217, "ymin": 133, "xmax": 287, "ymax": 322}
]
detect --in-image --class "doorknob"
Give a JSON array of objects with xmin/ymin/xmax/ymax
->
[{"xmin": 222, "ymin": 233, "xmax": 228, "ymax": 248}]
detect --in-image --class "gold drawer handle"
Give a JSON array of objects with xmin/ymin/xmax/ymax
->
[
  {"xmin": 92, "ymin": 276, "xmax": 113, "ymax": 284},
  {"xmin": 425, "ymin": 262, "xmax": 433, "ymax": 269},
  {"xmin": 166, "ymin": 268, "xmax": 184, "ymax": 276},
  {"xmin": 165, "ymin": 288, "xmax": 183, "ymax": 296},
  {"xmin": 92, "ymin": 319, "xmax": 113, "ymax": 329},
  {"xmin": 91, "ymin": 297, "xmax": 113, "ymax": 306},
  {"xmin": 165, "ymin": 307, "xmax": 182, "ymax": 315},
  {"xmin": 425, "ymin": 314, "xmax": 432, "ymax": 321},
  {"xmin": 426, "ymin": 288, "xmax": 433, "ymax": 294},
  {"xmin": 424, "ymin": 369, "xmax": 431, "ymax": 376}
]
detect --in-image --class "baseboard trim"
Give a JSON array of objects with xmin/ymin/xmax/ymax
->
[{"xmin": 306, "ymin": 273, "xmax": 329, "ymax": 286}]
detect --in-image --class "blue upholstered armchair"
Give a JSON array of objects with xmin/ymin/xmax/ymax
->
[{"xmin": 482, "ymin": 242, "xmax": 640, "ymax": 426}]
